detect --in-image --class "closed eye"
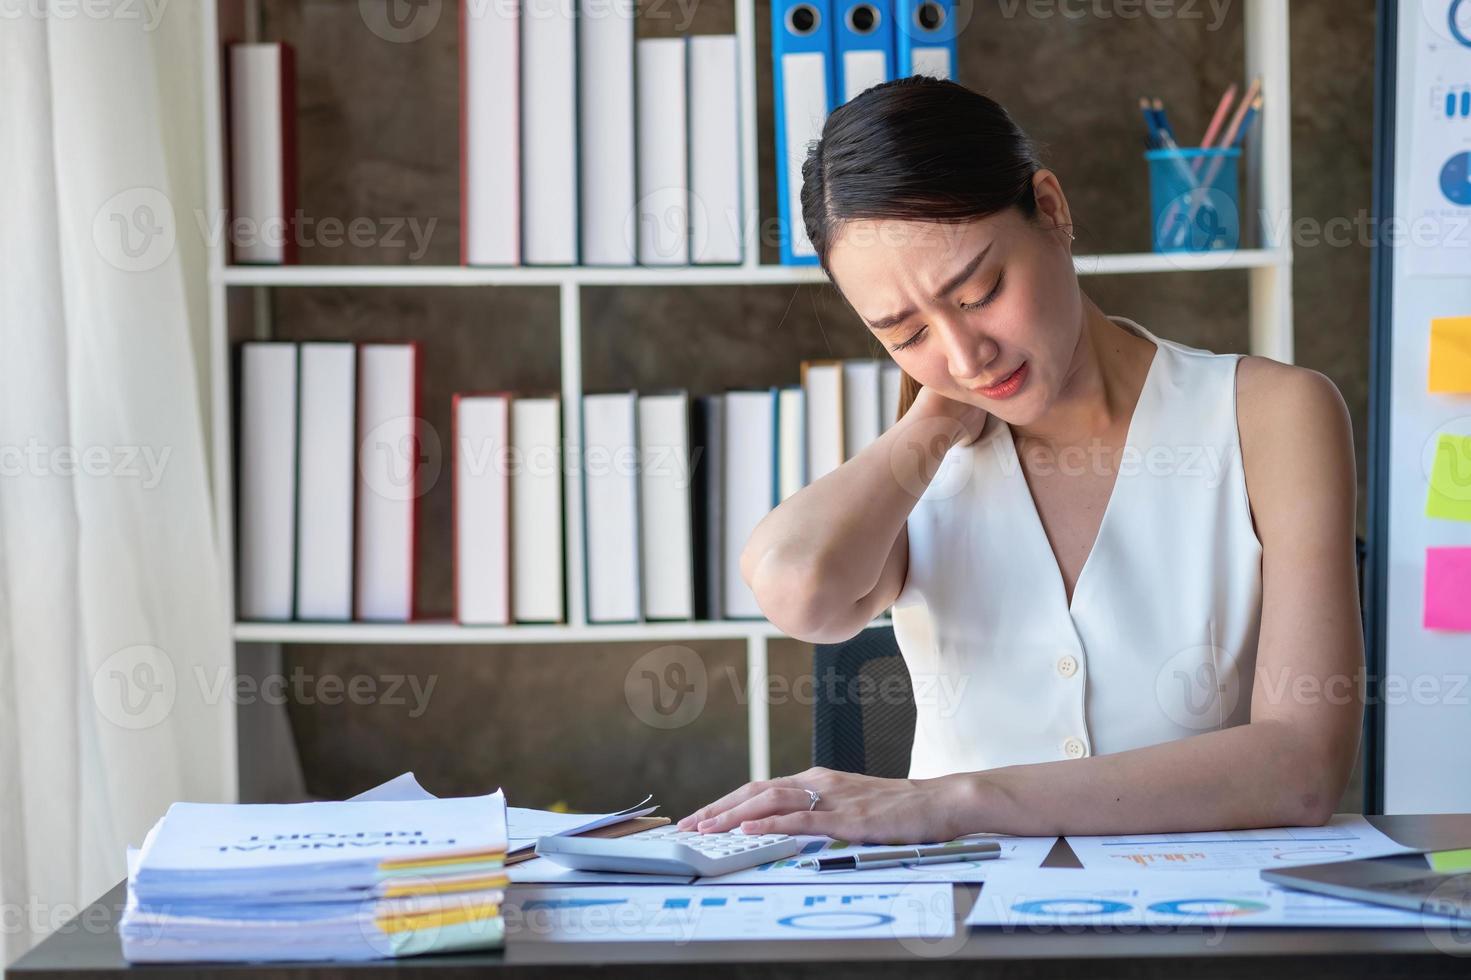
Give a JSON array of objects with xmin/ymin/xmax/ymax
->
[
  {"xmin": 961, "ymin": 270, "xmax": 1006, "ymax": 311},
  {"xmin": 890, "ymin": 271, "xmax": 1005, "ymax": 353}
]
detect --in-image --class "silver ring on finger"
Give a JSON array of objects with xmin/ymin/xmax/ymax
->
[{"xmin": 804, "ymin": 788, "xmax": 821, "ymax": 812}]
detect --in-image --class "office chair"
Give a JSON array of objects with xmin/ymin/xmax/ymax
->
[
  {"xmin": 811, "ymin": 536, "xmax": 1371, "ymax": 778},
  {"xmin": 811, "ymin": 626, "xmax": 915, "ymax": 777}
]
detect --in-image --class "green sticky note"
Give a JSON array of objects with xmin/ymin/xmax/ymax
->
[
  {"xmin": 1427, "ymin": 434, "xmax": 1471, "ymax": 522},
  {"xmin": 1428, "ymin": 848, "xmax": 1471, "ymax": 873}
]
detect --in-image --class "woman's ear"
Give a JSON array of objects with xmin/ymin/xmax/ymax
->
[{"xmin": 1031, "ymin": 170, "xmax": 1074, "ymax": 244}]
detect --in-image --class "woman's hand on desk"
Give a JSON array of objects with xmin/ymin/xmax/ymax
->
[{"xmin": 675, "ymin": 767, "xmax": 968, "ymax": 844}]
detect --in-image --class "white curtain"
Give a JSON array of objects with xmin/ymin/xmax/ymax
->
[{"xmin": 0, "ymin": 1, "xmax": 234, "ymax": 961}]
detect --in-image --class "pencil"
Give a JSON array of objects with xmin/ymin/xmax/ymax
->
[{"xmin": 1180, "ymin": 79, "xmax": 1263, "ymax": 246}]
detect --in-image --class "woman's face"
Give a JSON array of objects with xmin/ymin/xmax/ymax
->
[{"xmin": 826, "ymin": 173, "xmax": 1081, "ymax": 426}]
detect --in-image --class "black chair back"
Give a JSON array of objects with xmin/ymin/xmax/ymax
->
[{"xmin": 811, "ymin": 626, "xmax": 914, "ymax": 777}]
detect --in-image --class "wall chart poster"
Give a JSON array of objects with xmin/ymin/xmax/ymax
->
[{"xmin": 1408, "ymin": 0, "xmax": 1471, "ymax": 276}]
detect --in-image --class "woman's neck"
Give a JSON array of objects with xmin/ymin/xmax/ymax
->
[{"xmin": 1010, "ymin": 297, "xmax": 1156, "ymax": 450}]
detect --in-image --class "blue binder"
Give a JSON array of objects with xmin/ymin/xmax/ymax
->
[
  {"xmin": 772, "ymin": 0, "xmax": 835, "ymax": 265},
  {"xmin": 833, "ymin": 0, "xmax": 895, "ymax": 105},
  {"xmin": 896, "ymin": 0, "xmax": 958, "ymax": 79}
]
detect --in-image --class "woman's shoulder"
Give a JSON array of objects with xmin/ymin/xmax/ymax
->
[
  {"xmin": 1234, "ymin": 356, "xmax": 1350, "ymax": 437},
  {"xmin": 1233, "ymin": 356, "xmax": 1356, "ymax": 535}
]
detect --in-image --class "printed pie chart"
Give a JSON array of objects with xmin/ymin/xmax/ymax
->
[
  {"xmin": 1442, "ymin": 152, "xmax": 1471, "ymax": 206},
  {"xmin": 776, "ymin": 911, "xmax": 895, "ymax": 930},
  {"xmin": 1148, "ymin": 898, "xmax": 1269, "ymax": 918},
  {"xmin": 1013, "ymin": 898, "xmax": 1132, "ymax": 916}
]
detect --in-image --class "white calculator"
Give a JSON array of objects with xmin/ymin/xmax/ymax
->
[{"xmin": 534, "ymin": 827, "xmax": 803, "ymax": 877}]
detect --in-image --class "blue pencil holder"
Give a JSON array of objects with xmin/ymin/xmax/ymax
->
[{"xmin": 1145, "ymin": 147, "xmax": 1242, "ymax": 254}]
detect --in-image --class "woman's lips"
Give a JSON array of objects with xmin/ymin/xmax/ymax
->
[{"xmin": 973, "ymin": 361, "xmax": 1028, "ymax": 400}]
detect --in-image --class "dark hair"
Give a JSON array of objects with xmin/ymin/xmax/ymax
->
[{"xmin": 799, "ymin": 77, "xmax": 1044, "ymax": 420}]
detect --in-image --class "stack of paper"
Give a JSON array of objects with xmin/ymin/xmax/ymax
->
[{"xmin": 119, "ymin": 792, "xmax": 509, "ymax": 962}]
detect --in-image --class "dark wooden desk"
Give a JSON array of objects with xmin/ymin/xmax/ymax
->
[{"xmin": 11, "ymin": 816, "xmax": 1471, "ymax": 979}]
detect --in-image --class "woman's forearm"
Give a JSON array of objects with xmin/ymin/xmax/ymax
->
[
  {"xmin": 931, "ymin": 720, "xmax": 1345, "ymax": 839},
  {"xmin": 740, "ymin": 398, "xmax": 964, "ymax": 636}
]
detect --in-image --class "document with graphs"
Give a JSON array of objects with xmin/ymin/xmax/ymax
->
[{"xmin": 1065, "ymin": 814, "xmax": 1414, "ymax": 872}]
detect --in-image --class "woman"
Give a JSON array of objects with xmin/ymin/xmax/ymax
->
[{"xmin": 678, "ymin": 77, "xmax": 1363, "ymax": 842}]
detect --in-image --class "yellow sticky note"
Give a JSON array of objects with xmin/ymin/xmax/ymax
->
[
  {"xmin": 1430, "ymin": 317, "xmax": 1471, "ymax": 393},
  {"xmin": 1427, "ymin": 434, "xmax": 1471, "ymax": 523},
  {"xmin": 1429, "ymin": 848, "xmax": 1471, "ymax": 873}
]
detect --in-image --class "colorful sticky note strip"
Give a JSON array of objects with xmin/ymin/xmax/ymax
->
[
  {"xmin": 1429, "ymin": 316, "xmax": 1471, "ymax": 394},
  {"xmin": 1426, "ymin": 433, "xmax": 1471, "ymax": 523},
  {"xmin": 1424, "ymin": 547, "xmax": 1471, "ymax": 632},
  {"xmin": 1428, "ymin": 848, "xmax": 1471, "ymax": 873}
]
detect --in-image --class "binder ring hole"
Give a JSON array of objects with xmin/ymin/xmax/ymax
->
[
  {"xmin": 915, "ymin": 1, "xmax": 945, "ymax": 32},
  {"xmin": 787, "ymin": 3, "xmax": 821, "ymax": 36},
  {"xmin": 847, "ymin": 3, "xmax": 880, "ymax": 34}
]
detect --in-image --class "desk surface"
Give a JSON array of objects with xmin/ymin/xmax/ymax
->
[{"xmin": 11, "ymin": 815, "xmax": 1471, "ymax": 979}]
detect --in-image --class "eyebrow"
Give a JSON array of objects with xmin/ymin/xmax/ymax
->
[{"xmin": 863, "ymin": 244, "xmax": 994, "ymax": 333}]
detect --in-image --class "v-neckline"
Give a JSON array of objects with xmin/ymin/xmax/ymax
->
[{"xmin": 1002, "ymin": 319, "xmax": 1163, "ymax": 616}]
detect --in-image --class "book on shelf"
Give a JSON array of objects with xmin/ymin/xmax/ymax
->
[
  {"xmin": 510, "ymin": 395, "xmax": 565, "ymax": 623},
  {"xmin": 578, "ymin": 0, "xmax": 636, "ymax": 266},
  {"xmin": 691, "ymin": 395, "xmax": 724, "ymax": 621},
  {"xmin": 355, "ymin": 343, "xmax": 420, "ymax": 623},
  {"xmin": 521, "ymin": 0, "xmax": 578, "ymax": 264},
  {"xmin": 453, "ymin": 393, "xmax": 513, "ymax": 625},
  {"xmin": 227, "ymin": 43, "xmax": 296, "ymax": 265},
  {"xmin": 776, "ymin": 385, "xmax": 806, "ymax": 501},
  {"xmin": 237, "ymin": 342, "xmax": 299, "ymax": 621},
  {"xmin": 801, "ymin": 359, "xmax": 844, "ymax": 483},
  {"xmin": 295, "ymin": 342, "xmax": 356, "ymax": 621},
  {"xmin": 721, "ymin": 388, "xmax": 779, "ymax": 619},
  {"xmin": 880, "ymin": 362, "xmax": 902, "ymax": 432},
  {"xmin": 637, "ymin": 391, "xmax": 695, "ymax": 620},
  {"xmin": 635, "ymin": 38, "xmax": 690, "ymax": 266},
  {"xmin": 842, "ymin": 360, "xmax": 882, "ymax": 462},
  {"xmin": 460, "ymin": 0, "xmax": 520, "ymax": 265},
  {"xmin": 582, "ymin": 391, "xmax": 642, "ymax": 623},
  {"xmin": 689, "ymin": 35, "xmax": 743, "ymax": 265}
]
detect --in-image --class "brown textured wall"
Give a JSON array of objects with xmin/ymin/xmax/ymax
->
[{"xmin": 249, "ymin": 0, "xmax": 1377, "ymax": 814}]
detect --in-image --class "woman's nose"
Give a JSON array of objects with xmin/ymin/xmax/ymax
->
[{"xmin": 941, "ymin": 323, "xmax": 997, "ymax": 385}]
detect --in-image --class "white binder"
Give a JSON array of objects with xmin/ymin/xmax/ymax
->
[
  {"xmin": 583, "ymin": 392, "xmax": 642, "ymax": 622},
  {"xmin": 688, "ymin": 35, "xmax": 743, "ymax": 264},
  {"xmin": 295, "ymin": 343, "xmax": 355, "ymax": 621},
  {"xmin": 522, "ymin": 0, "xmax": 578, "ymax": 264},
  {"xmin": 578, "ymin": 0, "xmax": 636, "ymax": 265},
  {"xmin": 238, "ymin": 343, "xmax": 298, "ymax": 620},
  {"xmin": 723, "ymin": 389, "xmax": 778, "ymax": 619},
  {"xmin": 637, "ymin": 392, "xmax": 695, "ymax": 620},
  {"xmin": 636, "ymin": 38, "xmax": 690, "ymax": 266},
  {"xmin": 454, "ymin": 395, "xmax": 511, "ymax": 626},
  {"xmin": 461, "ymin": 0, "xmax": 520, "ymax": 265}
]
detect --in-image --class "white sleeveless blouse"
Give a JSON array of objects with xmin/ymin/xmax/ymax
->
[{"xmin": 891, "ymin": 316, "xmax": 1263, "ymax": 779}]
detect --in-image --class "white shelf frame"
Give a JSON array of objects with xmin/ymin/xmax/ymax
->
[
  {"xmin": 200, "ymin": 0, "xmax": 1296, "ymax": 790},
  {"xmin": 233, "ymin": 618, "xmax": 891, "ymax": 645}
]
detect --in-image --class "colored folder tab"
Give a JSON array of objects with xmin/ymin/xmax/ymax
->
[
  {"xmin": 773, "ymin": 0, "xmax": 835, "ymax": 265},
  {"xmin": 1426, "ymin": 433, "xmax": 1471, "ymax": 523},
  {"xmin": 834, "ymin": 0, "xmax": 895, "ymax": 104},
  {"xmin": 1424, "ymin": 547, "xmax": 1471, "ymax": 632},
  {"xmin": 896, "ymin": 0, "xmax": 958, "ymax": 80},
  {"xmin": 1430, "ymin": 316, "xmax": 1471, "ymax": 393},
  {"xmin": 1429, "ymin": 848, "xmax": 1471, "ymax": 873}
]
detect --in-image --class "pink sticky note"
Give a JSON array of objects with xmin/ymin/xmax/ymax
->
[{"xmin": 1425, "ymin": 548, "xmax": 1471, "ymax": 632}]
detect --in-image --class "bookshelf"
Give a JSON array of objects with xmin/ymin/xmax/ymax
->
[{"xmin": 201, "ymin": 0, "xmax": 1296, "ymax": 793}]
